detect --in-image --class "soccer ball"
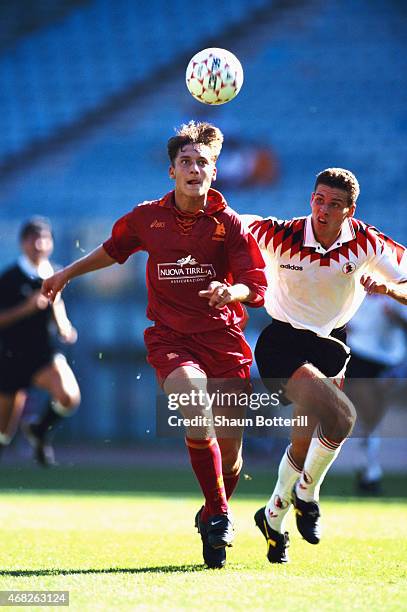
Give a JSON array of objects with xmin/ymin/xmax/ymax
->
[{"xmin": 186, "ymin": 48, "xmax": 244, "ymax": 105}]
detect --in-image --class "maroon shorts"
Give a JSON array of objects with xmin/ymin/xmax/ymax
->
[{"xmin": 144, "ymin": 322, "xmax": 252, "ymax": 385}]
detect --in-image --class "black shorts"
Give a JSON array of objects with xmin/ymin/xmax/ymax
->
[
  {"xmin": 0, "ymin": 350, "xmax": 55, "ymax": 394},
  {"xmin": 255, "ymin": 319, "xmax": 350, "ymax": 404}
]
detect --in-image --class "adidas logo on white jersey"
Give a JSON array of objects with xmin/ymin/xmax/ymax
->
[{"xmin": 280, "ymin": 264, "xmax": 303, "ymax": 271}]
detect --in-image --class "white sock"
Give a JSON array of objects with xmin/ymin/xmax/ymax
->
[
  {"xmin": 364, "ymin": 436, "xmax": 382, "ymax": 482},
  {"xmin": 51, "ymin": 400, "xmax": 73, "ymax": 417},
  {"xmin": 296, "ymin": 425, "xmax": 344, "ymax": 502},
  {"xmin": 265, "ymin": 445, "xmax": 302, "ymax": 533},
  {"xmin": 0, "ymin": 432, "xmax": 11, "ymax": 445}
]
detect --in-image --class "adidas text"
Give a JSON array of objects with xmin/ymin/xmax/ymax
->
[{"xmin": 280, "ymin": 264, "xmax": 303, "ymax": 271}]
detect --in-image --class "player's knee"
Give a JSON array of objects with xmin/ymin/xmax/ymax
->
[
  {"xmin": 164, "ymin": 367, "xmax": 208, "ymax": 418},
  {"xmin": 53, "ymin": 390, "xmax": 81, "ymax": 413}
]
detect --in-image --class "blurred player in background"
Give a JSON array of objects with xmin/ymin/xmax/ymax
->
[
  {"xmin": 244, "ymin": 168, "xmax": 407, "ymax": 563},
  {"xmin": 346, "ymin": 293, "xmax": 407, "ymax": 494},
  {"xmin": 41, "ymin": 121, "xmax": 266, "ymax": 569},
  {"xmin": 0, "ymin": 217, "xmax": 80, "ymax": 466}
]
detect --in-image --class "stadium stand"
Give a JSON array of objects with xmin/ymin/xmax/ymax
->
[
  {"xmin": 0, "ymin": 0, "xmax": 405, "ymax": 441},
  {"xmin": 0, "ymin": 0, "xmax": 270, "ymax": 166}
]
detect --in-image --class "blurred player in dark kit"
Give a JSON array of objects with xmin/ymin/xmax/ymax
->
[
  {"xmin": 0, "ymin": 218, "xmax": 80, "ymax": 466},
  {"xmin": 41, "ymin": 122, "xmax": 267, "ymax": 568},
  {"xmin": 346, "ymin": 293, "xmax": 407, "ymax": 494},
  {"xmin": 244, "ymin": 168, "xmax": 407, "ymax": 563}
]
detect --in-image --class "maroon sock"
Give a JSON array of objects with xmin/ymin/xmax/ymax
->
[
  {"xmin": 224, "ymin": 470, "xmax": 241, "ymax": 500},
  {"xmin": 201, "ymin": 469, "xmax": 241, "ymax": 520},
  {"xmin": 186, "ymin": 437, "xmax": 228, "ymax": 521}
]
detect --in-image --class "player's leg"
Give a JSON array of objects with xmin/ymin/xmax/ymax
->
[
  {"xmin": 212, "ymin": 376, "xmax": 248, "ymax": 502},
  {"xmin": 260, "ymin": 402, "xmax": 318, "ymax": 538},
  {"xmin": 0, "ymin": 391, "xmax": 27, "ymax": 457},
  {"xmin": 217, "ymin": 436, "xmax": 243, "ymax": 500},
  {"xmin": 254, "ymin": 321, "xmax": 355, "ymax": 558},
  {"xmin": 164, "ymin": 366, "xmax": 229, "ymax": 520},
  {"xmin": 346, "ymin": 357, "xmax": 386, "ymax": 493},
  {"xmin": 285, "ymin": 363, "xmax": 356, "ymax": 543},
  {"xmin": 253, "ymin": 321, "xmax": 306, "ymax": 562},
  {"xmin": 352, "ymin": 382, "xmax": 385, "ymax": 493},
  {"xmin": 22, "ymin": 354, "xmax": 80, "ymax": 466},
  {"xmin": 164, "ymin": 365, "xmax": 232, "ymax": 567}
]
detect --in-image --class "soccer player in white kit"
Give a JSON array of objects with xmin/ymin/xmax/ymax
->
[{"xmin": 244, "ymin": 168, "xmax": 407, "ymax": 563}]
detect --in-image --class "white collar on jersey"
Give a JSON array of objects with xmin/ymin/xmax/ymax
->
[
  {"xmin": 303, "ymin": 215, "xmax": 356, "ymax": 254},
  {"xmin": 17, "ymin": 255, "xmax": 54, "ymax": 280}
]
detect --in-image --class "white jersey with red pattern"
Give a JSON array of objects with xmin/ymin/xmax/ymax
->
[{"xmin": 246, "ymin": 214, "xmax": 407, "ymax": 338}]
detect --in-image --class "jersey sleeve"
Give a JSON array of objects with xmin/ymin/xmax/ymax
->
[
  {"xmin": 370, "ymin": 229, "xmax": 407, "ymax": 283},
  {"xmin": 242, "ymin": 215, "xmax": 285, "ymax": 253},
  {"xmin": 103, "ymin": 207, "xmax": 145, "ymax": 264},
  {"xmin": 225, "ymin": 215, "xmax": 267, "ymax": 308},
  {"xmin": 240, "ymin": 214, "xmax": 264, "ymax": 233}
]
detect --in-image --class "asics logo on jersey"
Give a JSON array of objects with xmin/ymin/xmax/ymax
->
[
  {"xmin": 150, "ymin": 219, "xmax": 166, "ymax": 229},
  {"xmin": 280, "ymin": 264, "xmax": 303, "ymax": 271}
]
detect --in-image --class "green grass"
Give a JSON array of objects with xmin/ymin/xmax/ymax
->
[{"xmin": 0, "ymin": 469, "xmax": 406, "ymax": 611}]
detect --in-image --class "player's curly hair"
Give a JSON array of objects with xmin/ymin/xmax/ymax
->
[
  {"xmin": 315, "ymin": 168, "xmax": 360, "ymax": 205},
  {"xmin": 167, "ymin": 120, "xmax": 224, "ymax": 164}
]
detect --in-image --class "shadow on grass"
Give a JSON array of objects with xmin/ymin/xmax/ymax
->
[{"xmin": 0, "ymin": 565, "xmax": 207, "ymax": 577}]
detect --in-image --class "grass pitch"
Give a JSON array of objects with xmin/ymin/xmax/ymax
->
[{"xmin": 0, "ymin": 467, "xmax": 406, "ymax": 611}]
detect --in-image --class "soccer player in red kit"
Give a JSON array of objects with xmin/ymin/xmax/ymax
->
[{"xmin": 42, "ymin": 121, "xmax": 267, "ymax": 569}]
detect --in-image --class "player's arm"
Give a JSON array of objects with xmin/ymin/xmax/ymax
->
[
  {"xmin": 42, "ymin": 246, "xmax": 115, "ymax": 303},
  {"xmin": 51, "ymin": 297, "xmax": 78, "ymax": 343},
  {"xmin": 363, "ymin": 230, "xmax": 407, "ymax": 305},
  {"xmin": 199, "ymin": 281, "xmax": 255, "ymax": 310},
  {"xmin": 0, "ymin": 291, "xmax": 49, "ymax": 328},
  {"xmin": 360, "ymin": 276, "xmax": 407, "ymax": 305}
]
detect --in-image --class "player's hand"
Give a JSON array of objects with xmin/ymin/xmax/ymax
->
[
  {"xmin": 199, "ymin": 281, "xmax": 232, "ymax": 309},
  {"xmin": 24, "ymin": 291, "xmax": 50, "ymax": 314},
  {"xmin": 360, "ymin": 274, "xmax": 389, "ymax": 295},
  {"xmin": 42, "ymin": 270, "xmax": 70, "ymax": 303},
  {"xmin": 199, "ymin": 281, "xmax": 249, "ymax": 309},
  {"xmin": 58, "ymin": 323, "xmax": 78, "ymax": 344}
]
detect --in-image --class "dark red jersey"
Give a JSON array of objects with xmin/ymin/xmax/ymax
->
[{"xmin": 103, "ymin": 189, "xmax": 266, "ymax": 333}]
